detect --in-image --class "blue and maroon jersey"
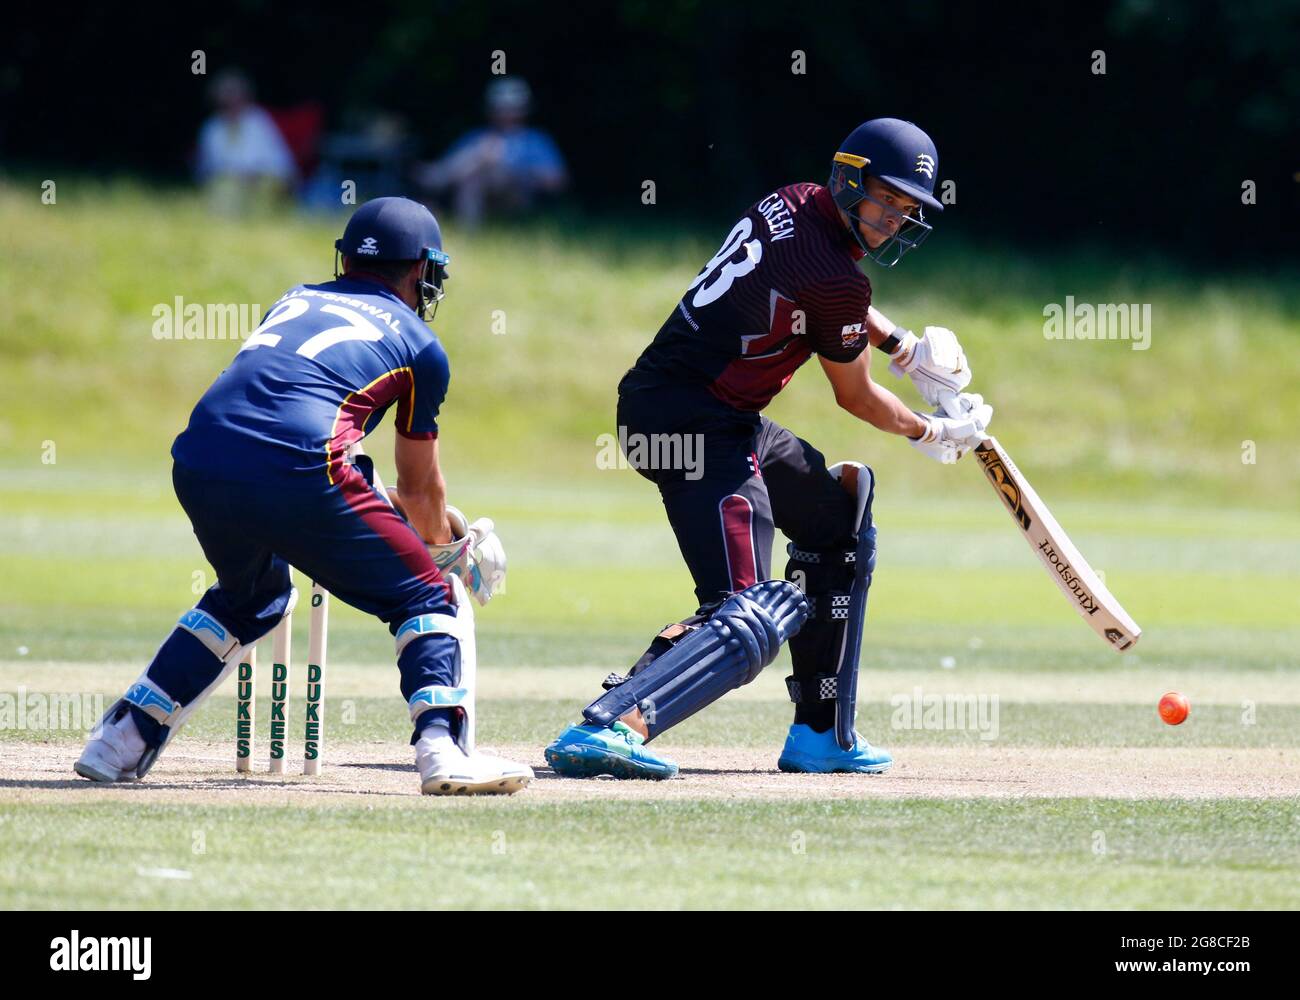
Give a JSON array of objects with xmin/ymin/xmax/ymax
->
[
  {"xmin": 621, "ymin": 183, "xmax": 872, "ymax": 412},
  {"xmin": 172, "ymin": 276, "xmax": 449, "ymax": 483}
]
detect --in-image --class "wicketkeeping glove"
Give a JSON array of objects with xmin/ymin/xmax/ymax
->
[{"xmin": 426, "ymin": 506, "xmax": 508, "ymax": 606}]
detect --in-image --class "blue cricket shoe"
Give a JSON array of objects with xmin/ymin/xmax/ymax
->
[
  {"xmin": 544, "ymin": 721, "xmax": 678, "ymax": 780},
  {"xmin": 777, "ymin": 723, "xmax": 893, "ymax": 774}
]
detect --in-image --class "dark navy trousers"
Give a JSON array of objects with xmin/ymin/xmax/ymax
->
[{"xmin": 148, "ymin": 459, "xmax": 459, "ymax": 722}]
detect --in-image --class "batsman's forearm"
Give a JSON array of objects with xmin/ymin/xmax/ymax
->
[{"xmin": 843, "ymin": 381, "xmax": 928, "ymax": 438}]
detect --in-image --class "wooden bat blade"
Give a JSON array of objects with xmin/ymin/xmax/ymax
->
[{"xmin": 973, "ymin": 437, "xmax": 1141, "ymax": 652}]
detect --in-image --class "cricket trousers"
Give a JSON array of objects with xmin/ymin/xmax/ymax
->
[
  {"xmin": 147, "ymin": 459, "xmax": 459, "ymax": 732},
  {"xmin": 617, "ymin": 383, "xmax": 860, "ymax": 730},
  {"xmin": 618, "ymin": 383, "xmax": 858, "ymax": 605}
]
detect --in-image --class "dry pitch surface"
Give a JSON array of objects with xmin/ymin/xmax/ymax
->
[
  {"xmin": 6, "ymin": 740, "xmax": 1299, "ymax": 805},
  {"xmin": 4, "ymin": 660, "xmax": 1299, "ymax": 804}
]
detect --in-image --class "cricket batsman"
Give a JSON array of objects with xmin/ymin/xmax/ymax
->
[
  {"xmin": 545, "ymin": 119, "xmax": 993, "ymax": 778},
  {"xmin": 75, "ymin": 196, "xmax": 532, "ymax": 794}
]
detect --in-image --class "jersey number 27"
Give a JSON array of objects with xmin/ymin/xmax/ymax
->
[{"xmin": 239, "ymin": 298, "xmax": 386, "ymax": 359}]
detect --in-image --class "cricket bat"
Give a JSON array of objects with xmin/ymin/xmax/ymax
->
[{"xmin": 971, "ymin": 436, "xmax": 1141, "ymax": 651}]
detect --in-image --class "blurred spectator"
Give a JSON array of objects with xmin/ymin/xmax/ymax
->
[
  {"xmin": 417, "ymin": 77, "xmax": 567, "ymax": 228},
  {"xmin": 301, "ymin": 113, "xmax": 416, "ymax": 213},
  {"xmin": 196, "ymin": 70, "xmax": 297, "ymax": 214},
  {"xmin": 267, "ymin": 102, "xmax": 325, "ymax": 181}
]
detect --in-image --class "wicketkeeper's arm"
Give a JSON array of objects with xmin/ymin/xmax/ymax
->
[{"xmin": 394, "ymin": 435, "xmax": 453, "ymax": 544}]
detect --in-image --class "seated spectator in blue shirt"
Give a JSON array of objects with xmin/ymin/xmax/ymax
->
[{"xmin": 417, "ymin": 78, "xmax": 567, "ymax": 228}]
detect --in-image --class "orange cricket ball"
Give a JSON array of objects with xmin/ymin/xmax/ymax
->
[{"xmin": 1158, "ymin": 691, "xmax": 1190, "ymax": 725}]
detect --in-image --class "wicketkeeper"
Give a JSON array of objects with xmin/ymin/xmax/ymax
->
[
  {"xmin": 546, "ymin": 119, "xmax": 992, "ymax": 778},
  {"xmin": 76, "ymin": 196, "xmax": 530, "ymax": 794}
]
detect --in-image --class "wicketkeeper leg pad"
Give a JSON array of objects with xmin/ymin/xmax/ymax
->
[
  {"xmin": 583, "ymin": 580, "xmax": 808, "ymax": 740},
  {"xmin": 130, "ymin": 592, "xmax": 299, "ymax": 778},
  {"xmin": 400, "ymin": 574, "xmax": 478, "ymax": 753}
]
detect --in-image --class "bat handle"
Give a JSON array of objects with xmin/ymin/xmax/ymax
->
[
  {"xmin": 936, "ymin": 390, "xmax": 964, "ymax": 420},
  {"xmin": 935, "ymin": 391, "xmax": 993, "ymax": 448}
]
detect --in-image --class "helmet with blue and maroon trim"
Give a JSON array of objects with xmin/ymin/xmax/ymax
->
[
  {"xmin": 829, "ymin": 118, "xmax": 942, "ymax": 267},
  {"xmin": 334, "ymin": 196, "xmax": 451, "ymax": 319}
]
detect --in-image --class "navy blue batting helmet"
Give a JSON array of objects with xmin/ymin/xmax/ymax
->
[
  {"xmin": 829, "ymin": 118, "xmax": 942, "ymax": 266},
  {"xmin": 335, "ymin": 196, "xmax": 451, "ymax": 319}
]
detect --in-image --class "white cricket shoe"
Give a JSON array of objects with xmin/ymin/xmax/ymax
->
[
  {"xmin": 415, "ymin": 731, "xmax": 533, "ymax": 795},
  {"xmin": 74, "ymin": 702, "xmax": 147, "ymax": 783}
]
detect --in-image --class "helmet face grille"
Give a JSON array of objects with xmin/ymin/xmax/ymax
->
[
  {"xmin": 829, "ymin": 159, "xmax": 933, "ymax": 267},
  {"xmin": 417, "ymin": 253, "xmax": 449, "ymax": 321}
]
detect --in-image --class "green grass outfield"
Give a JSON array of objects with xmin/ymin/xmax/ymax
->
[
  {"xmin": 2, "ymin": 469, "xmax": 1297, "ymax": 908},
  {"xmin": 4, "ymin": 799, "xmax": 1297, "ymax": 910},
  {"xmin": 1, "ymin": 182, "xmax": 1297, "ymax": 909},
  {"xmin": 3, "ymin": 180, "xmax": 1299, "ymax": 504}
]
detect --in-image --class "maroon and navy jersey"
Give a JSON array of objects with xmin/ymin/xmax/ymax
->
[
  {"xmin": 172, "ymin": 276, "xmax": 448, "ymax": 483},
  {"xmin": 622, "ymin": 183, "xmax": 872, "ymax": 411}
]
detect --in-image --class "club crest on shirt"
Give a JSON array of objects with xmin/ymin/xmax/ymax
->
[{"xmin": 841, "ymin": 322, "xmax": 865, "ymax": 347}]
